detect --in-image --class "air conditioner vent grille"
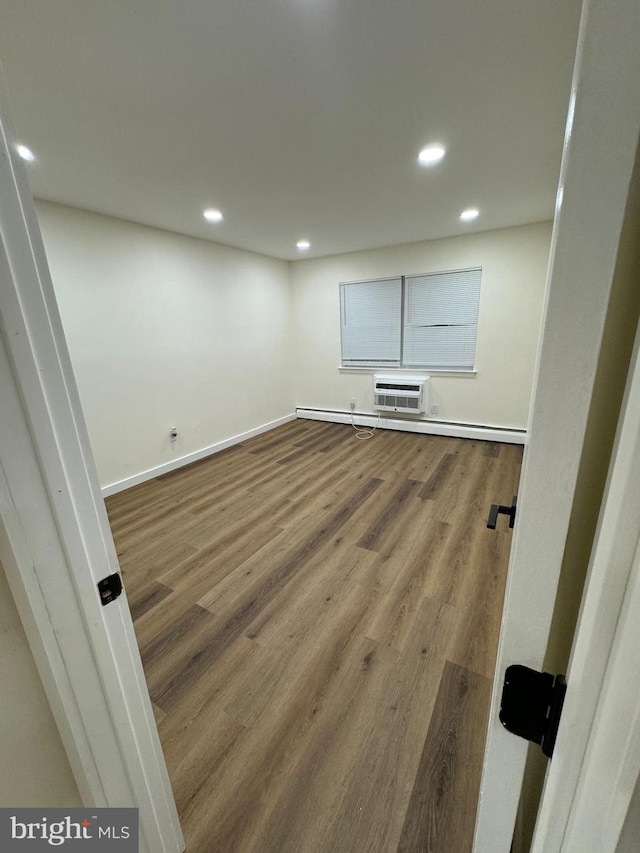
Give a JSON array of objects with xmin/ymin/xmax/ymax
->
[
  {"xmin": 376, "ymin": 382, "xmax": 421, "ymax": 392},
  {"xmin": 375, "ymin": 394, "xmax": 421, "ymax": 410},
  {"xmin": 372, "ymin": 374, "xmax": 428, "ymax": 415}
]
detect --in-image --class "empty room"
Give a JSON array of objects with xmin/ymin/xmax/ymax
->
[{"xmin": 3, "ymin": 1, "xmax": 640, "ymax": 852}]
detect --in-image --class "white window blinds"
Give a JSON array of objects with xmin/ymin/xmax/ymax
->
[
  {"xmin": 340, "ymin": 277, "xmax": 402, "ymax": 366},
  {"xmin": 340, "ymin": 267, "xmax": 481, "ymax": 370},
  {"xmin": 403, "ymin": 268, "xmax": 481, "ymax": 369}
]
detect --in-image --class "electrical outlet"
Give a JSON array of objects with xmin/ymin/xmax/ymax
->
[
  {"xmin": 350, "ymin": 398, "xmax": 356, "ymax": 410},
  {"xmin": 169, "ymin": 427, "xmax": 178, "ymax": 441},
  {"xmin": 431, "ymin": 403, "xmax": 440, "ymax": 415}
]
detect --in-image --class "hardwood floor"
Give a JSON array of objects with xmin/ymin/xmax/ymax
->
[{"xmin": 105, "ymin": 419, "xmax": 522, "ymax": 853}]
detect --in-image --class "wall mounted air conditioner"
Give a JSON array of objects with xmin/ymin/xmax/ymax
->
[{"xmin": 373, "ymin": 374, "xmax": 428, "ymax": 414}]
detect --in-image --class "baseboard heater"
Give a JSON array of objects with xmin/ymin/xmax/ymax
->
[
  {"xmin": 373, "ymin": 374, "xmax": 428, "ymax": 414},
  {"xmin": 296, "ymin": 408, "xmax": 526, "ymax": 445}
]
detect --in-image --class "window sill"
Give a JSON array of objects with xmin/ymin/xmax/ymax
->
[{"xmin": 338, "ymin": 366, "xmax": 477, "ymax": 377}]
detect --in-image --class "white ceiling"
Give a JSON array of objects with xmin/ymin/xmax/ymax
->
[{"xmin": 0, "ymin": 0, "xmax": 582, "ymax": 260}]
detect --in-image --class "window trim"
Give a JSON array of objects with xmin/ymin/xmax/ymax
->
[
  {"xmin": 338, "ymin": 365, "xmax": 478, "ymax": 376},
  {"xmin": 339, "ymin": 266, "xmax": 481, "ymax": 371}
]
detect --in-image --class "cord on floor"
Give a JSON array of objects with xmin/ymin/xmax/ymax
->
[{"xmin": 350, "ymin": 410, "xmax": 381, "ymax": 440}]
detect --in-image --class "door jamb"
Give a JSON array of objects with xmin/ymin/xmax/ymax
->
[
  {"xmin": 531, "ymin": 309, "xmax": 640, "ymax": 850},
  {"xmin": 473, "ymin": 0, "xmax": 640, "ymax": 848}
]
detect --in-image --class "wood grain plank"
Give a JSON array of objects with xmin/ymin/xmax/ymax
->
[
  {"xmin": 154, "ymin": 478, "xmax": 384, "ymax": 709},
  {"xmin": 118, "ymin": 538, "xmax": 199, "ymax": 594},
  {"xmin": 173, "ymin": 592, "xmax": 392, "ymax": 852},
  {"xmin": 397, "ymin": 660, "xmax": 492, "ymax": 853},
  {"xmin": 365, "ymin": 520, "xmax": 452, "ymax": 651},
  {"xmin": 446, "ymin": 528, "xmax": 512, "ymax": 678},
  {"xmin": 127, "ymin": 580, "xmax": 173, "ymax": 622},
  {"xmin": 356, "ymin": 478, "xmax": 424, "ymax": 553},
  {"xmin": 483, "ymin": 441, "xmax": 502, "ymax": 458},
  {"xmin": 419, "ymin": 453, "xmax": 458, "ymax": 500},
  {"xmin": 198, "ymin": 475, "xmax": 383, "ymax": 615},
  {"xmin": 158, "ymin": 520, "xmax": 285, "ymax": 598}
]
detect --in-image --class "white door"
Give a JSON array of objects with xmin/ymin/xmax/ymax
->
[
  {"xmin": 474, "ymin": 0, "xmax": 640, "ymax": 849},
  {"xmin": 532, "ymin": 310, "xmax": 640, "ymax": 851}
]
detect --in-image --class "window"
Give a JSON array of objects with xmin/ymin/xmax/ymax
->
[{"xmin": 340, "ymin": 267, "xmax": 481, "ymax": 370}]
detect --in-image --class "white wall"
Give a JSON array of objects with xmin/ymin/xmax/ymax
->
[
  {"xmin": 36, "ymin": 205, "xmax": 550, "ymax": 491},
  {"xmin": 290, "ymin": 222, "xmax": 552, "ymax": 429},
  {"xmin": 36, "ymin": 202, "xmax": 294, "ymax": 489},
  {"xmin": 0, "ymin": 556, "xmax": 81, "ymax": 807}
]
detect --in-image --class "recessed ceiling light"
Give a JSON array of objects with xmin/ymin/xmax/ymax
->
[
  {"xmin": 203, "ymin": 208, "xmax": 223, "ymax": 223},
  {"xmin": 17, "ymin": 144, "xmax": 35, "ymax": 162},
  {"xmin": 460, "ymin": 208, "xmax": 479, "ymax": 222},
  {"xmin": 417, "ymin": 145, "xmax": 445, "ymax": 165},
  {"xmin": 296, "ymin": 239, "xmax": 310, "ymax": 251}
]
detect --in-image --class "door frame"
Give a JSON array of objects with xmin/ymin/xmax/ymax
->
[
  {"xmin": 533, "ymin": 316, "xmax": 640, "ymax": 850},
  {"xmin": 473, "ymin": 0, "xmax": 640, "ymax": 848},
  {"xmin": 0, "ymin": 79, "xmax": 183, "ymax": 852}
]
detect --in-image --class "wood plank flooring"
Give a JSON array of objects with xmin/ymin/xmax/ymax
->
[{"xmin": 106, "ymin": 419, "xmax": 522, "ymax": 853}]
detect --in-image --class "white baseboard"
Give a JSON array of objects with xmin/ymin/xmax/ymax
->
[
  {"xmin": 101, "ymin": 414, "xmax": 297, "ymax": 497},
  {"xmin": 296, "ymin": 408, "xmax": 526, "ymax": 444},
  {"xmin": 101, "ymin": 409, "xmax": 524, "ymax": 497}
]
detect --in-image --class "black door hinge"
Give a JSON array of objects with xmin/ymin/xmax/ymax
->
[
  {"xmin": 97, "ymin": 572, "xmax": 123, "ymax": 606},
  {"xmin": 499, "ymin": 664, "xmax": 567, "ymax": 758},
  {"xmin": 487, "ymin": 495, "xmax": 517, "ymax": 529}
]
